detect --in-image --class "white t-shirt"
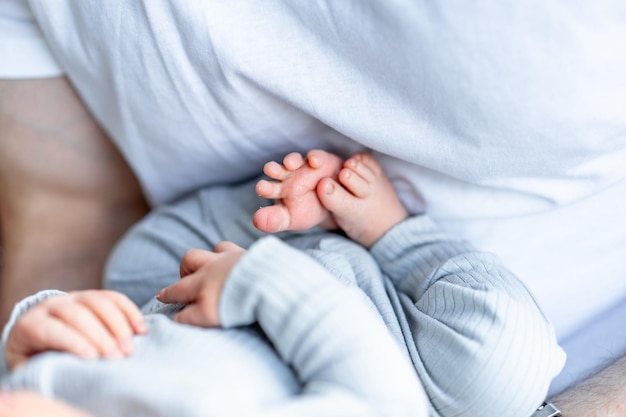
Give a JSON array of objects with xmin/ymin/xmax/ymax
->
[{"xmin": 2, "ymin": 0, "xmax": 626, "ymax": 394}]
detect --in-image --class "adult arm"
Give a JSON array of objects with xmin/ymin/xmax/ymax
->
[
  {"xmin": 0, "ymin": 77, "xmax": 148, "ymax": 325},
  {"xmin": 219, "ymin": 236, "xmax": 428, "ymax": 417},
  {"xmin": 370, "ymin": 215, "xmax": 566, "ymax": 417},
  {"xmin": 549, "ymin": 355, "xmax": 626, "ymax": 417}
]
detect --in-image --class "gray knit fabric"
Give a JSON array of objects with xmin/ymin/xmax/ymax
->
[
  {"xmin": 0, "ymin": 178, "xmax": 565, "ymax": 417},
  {"xmin": 0, "ymin": 236, "xmax": 427, "ymax": 417}
]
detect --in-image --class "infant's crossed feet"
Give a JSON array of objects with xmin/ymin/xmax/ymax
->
[
  {"xmin": 254, "ymin": 150, "xmax": 342, "ymax": 233},
  {"xmin": 253, "ymin": 150, "xmax": 408, "ymax": 248}
]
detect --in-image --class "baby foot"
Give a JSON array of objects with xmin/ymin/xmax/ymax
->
[
  {"xmin": 253, "ymin": 150, "xmax": 343, "ymax": 233},
  {"xmin": 317, "ymin": 152, "xmax": 408, "ymax": 248}
]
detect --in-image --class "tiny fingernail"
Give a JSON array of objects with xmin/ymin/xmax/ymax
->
[{"xmin": 325, "ymin": 182, "xmax": 334, "ymax": 194}]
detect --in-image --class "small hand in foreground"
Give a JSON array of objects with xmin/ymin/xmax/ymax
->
[
  {"xmin": 6, "ymin": 290, "xmax": 147, "ymax": 370},
  {"xmin": 157, "ymin": 241, "xmax": 245, "ymax": 327}
]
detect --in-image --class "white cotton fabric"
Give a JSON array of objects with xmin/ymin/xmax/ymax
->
[
  {"xmin": 1, "ymin": 0, "xmax": 626, "ymax": 393},
  {"xmin": 0, "ymin": 0, "xmax": 62, "ymax": 77}
]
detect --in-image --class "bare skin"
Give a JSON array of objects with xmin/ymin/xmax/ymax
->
[
  {"xmin": 256, "ymin": 149, "xmax": 626, "ymax": 417},
  {"xmin": 6, "ymin": 141, "xmax": 414, "ymax": 372},
  {"xmin": 0, "ymin": 77, "xmax": 149, "ymax": 326},
  {"xmin": 549, "ymin": 355, "xmax": 626, "ymax": 417},
  {"xmin": 0, "ymin": 391, "xmax": 92, "ymax": 417},
  {"xmin": 163, "ymin": 149, "xmax": 414, "ymax": 322},
  {"xmin": 157, "ymin": 242, "xmax": 244, "ymax": 328},
  {"xmin": 255, "ymin": 150, "xmax": 408, "ymax": 248},
  {"xmin": 0, "ymin": 242, "xmax": 241, "ymax": 417},
  {"xmin": 0, "ymin": 79, "xmax": 620, "ymax": 417},
  {"xmin": 254, "ymin": 150, "xmax": 342, "ymax": 232},
  {"xmin": 6, "ymin": 290, "xmax": 147, "ymax": 371},
  {"xmin": 5, "ymin": 150, "xmax": 408, "ymax": 371}
]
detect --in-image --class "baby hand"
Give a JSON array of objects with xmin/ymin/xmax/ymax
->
[
  {"xmin": 156, "ymin": 241, "xmax": 245, "ymax": 327},
  {"xmin": 6, "ymin": 290, "xmax": 147, "ymax": 370}
]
